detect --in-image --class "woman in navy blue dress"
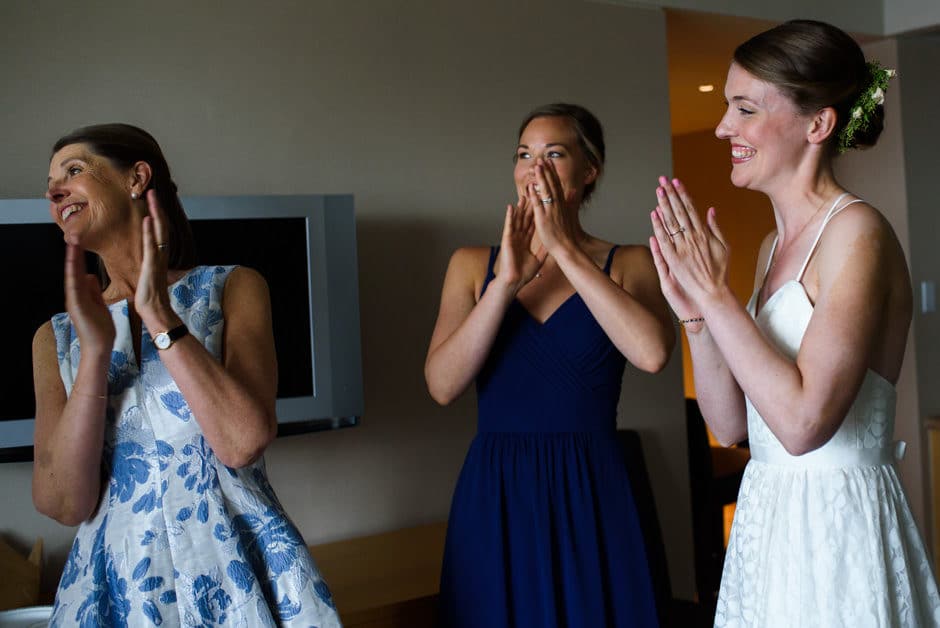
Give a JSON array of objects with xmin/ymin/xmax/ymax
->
[{"xmin": 426, "ymin": 104, "xmax": 674, "ymax": 627}]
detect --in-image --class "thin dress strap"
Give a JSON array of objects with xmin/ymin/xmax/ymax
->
[
  {"xmin": 603, "ymin": 245, "xmax": 619, "ymax": 275},
  {"xmin": 760, "ymin": 237, "xmax": 779, "ymax": 285},
  {"xmin": 795, "ymin": 193, "xmax": 866, "ymax": 281},
  {"xmin": 479, "ymin": 245, "xmax": 500, "ymax": 299}
]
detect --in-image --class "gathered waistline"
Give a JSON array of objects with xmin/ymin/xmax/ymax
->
[{"xmin": 749, "ymin": 440, "xmax": 906, "ymax": 469}]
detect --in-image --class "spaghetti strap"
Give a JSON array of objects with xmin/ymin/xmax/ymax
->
[
  {"xmin": 602, "ymin": 245, "xmax": 619, "ymax": 275},
  {"xmin": 479, "ymin": 245, "xmax": 500, "ymax": 299},
  {"xmin": 795, "ymin": 193, "xmax": 866, "ymax": 281},
  {"xmin": 761, "ymin": 237, "xmax": 779, "ymax": 284}
]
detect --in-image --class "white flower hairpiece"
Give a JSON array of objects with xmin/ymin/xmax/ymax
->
[{"xmin": 838, "ymin": 62, "xmax": 896, "ymax": 153}]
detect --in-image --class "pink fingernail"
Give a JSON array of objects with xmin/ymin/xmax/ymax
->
[
  {"xmin": 672, "ymin": 178, "xmax": 680, "ymax": 186},
  {"xmin": 656, "ymin": 187, "xmax": 664, "ymax": 197}
]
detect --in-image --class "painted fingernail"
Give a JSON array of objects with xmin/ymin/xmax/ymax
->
[
  {"xmin": 672, "ymin": 178, "xmax": 680, "ymax": 186},
  {"xmin": 658, "ymin": 176, "xmax": 667, "ymax": 185},
  {"xmin": 656, "ymin": 187, "xmax": 664, "ymax": 197}
]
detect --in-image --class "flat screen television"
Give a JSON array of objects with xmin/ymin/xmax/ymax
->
[{"xmin": 0, "ymin": 195, "xmax": 363, "ymax": 463}]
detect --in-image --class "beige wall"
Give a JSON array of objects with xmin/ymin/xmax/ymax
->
[
  {"xmin": 885, "ymin": 0, "xmax": 940, "ymax": 35},
  {"xmin": 897, "ymin": 33, "xmax": 940, "ymax": 421},
  {"xmin": 894, "ymin": 32, "xmax": 940, "ymax": 547},
  {"xmin": 0, "ymin": 0, "xmax": 694, "ymax": 599}
]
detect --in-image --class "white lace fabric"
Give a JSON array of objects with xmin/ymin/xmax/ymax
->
[{"xmin": 715, "ymin": 196, "xmax": 940, "ymax": 627}]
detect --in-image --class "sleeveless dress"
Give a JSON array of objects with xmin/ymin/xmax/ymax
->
[
  {"xmin": 438, "ymin": 246, "xmax": 659, "ymax": 628},
  {"xmin": 49, "ymin": 266, "xmax": 341, "ymax": 628},
  {"xmin": 715, "ymin": 195, "xmax": 940, "ymax": 627}
]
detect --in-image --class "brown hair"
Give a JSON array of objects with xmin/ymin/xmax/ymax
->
[
  {"xmin": 516, "ymin": 103, "xmax": 605, "ymax": 204},
  {"xmin": 52, "ymin": 123, "xmax": 196, "ymax": 277},
  {"xmin": 734, "ymin": 20, "xmax": 882, "ymax": 151}
]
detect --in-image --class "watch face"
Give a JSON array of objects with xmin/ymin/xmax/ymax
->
[{"xmin": 154, "ymin": 332, "xmax": 171, "ymax": 350}]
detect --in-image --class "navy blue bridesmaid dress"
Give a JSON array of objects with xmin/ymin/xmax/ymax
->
[{"xmin": 438, "ymin": 246, "xmax": 659, "ymax": 628}]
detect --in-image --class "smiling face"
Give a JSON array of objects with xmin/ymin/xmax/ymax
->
[
  {"xmin": 46, "ymin": 143, "xmax": 137, "ymax": 247},
  {"xmin": 513, "ymin": 116, "xmax": 597, "ymax": 208},
  {"xmin": 715, "ymin": 62, "xmax": 813, "ymax": 195}
]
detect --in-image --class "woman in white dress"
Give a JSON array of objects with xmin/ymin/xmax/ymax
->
[{"xmin": 648, "ymin": 20, "xmax": 940, "ymax": 627}]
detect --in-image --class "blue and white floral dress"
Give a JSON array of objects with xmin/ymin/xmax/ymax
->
[{"xmin": 49, "ymin": 265, "xmax": 341, "ymax": 627}]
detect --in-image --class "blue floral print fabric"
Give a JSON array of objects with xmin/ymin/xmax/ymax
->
[{"xmin": 49, "ymin": 266, "xmax": 341, "ymax": 627}]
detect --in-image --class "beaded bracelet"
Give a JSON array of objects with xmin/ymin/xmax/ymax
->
[{"xmin": 678, "ymin": 316, "xmax": 705, "ymax": 325}]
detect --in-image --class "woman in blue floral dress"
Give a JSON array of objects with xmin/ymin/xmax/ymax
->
[{"xmin": 32, "ymin": 123, "xmax": 341, "ymax": 627}]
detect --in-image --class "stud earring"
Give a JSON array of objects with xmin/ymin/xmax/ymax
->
[{"xmin": 131, "ymin": 192, "xmax": 139, "ymax": 200}]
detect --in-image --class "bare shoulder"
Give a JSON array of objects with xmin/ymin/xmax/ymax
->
[
  {"xmin": 32, "ymin": 320, "xmax": 56, "ymax": 358},
  {"xmin": 815, "ymin": 200, "xmax": 910, "ymax": 303},
  {"xmin": 450, "ymin": 245, "xmax": 492, "ymax": 270},
  {"xmin": 221, "ymin": 266, "xmax": 271, "ymax": 307},
  {"xmin": 446, "ymin": 246, "xmax": 493, "ymax": 299},
  {"xmin": 601, "ymin": 243, "xmax": 656, "ymax": 292},
  {"xmin": 818, "ymin": 200, "xmax": 905, "ymax": 269},
  {"xmin": 32, "ymin": 320, "xmax": 62, "ymax": 396},
  {"xmin": 225, "ymin": 266, "xmax": 269, "ymax": 293}
]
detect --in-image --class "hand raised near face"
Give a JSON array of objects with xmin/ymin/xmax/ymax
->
[
  {"xmin": 496, "ymin": 195, "xmax": 546, "ymax": 294},
  {"xmin": 64, "ymin": 243, "xmax": 115, "ymax": 356},
  {"xmin": 527, "ymin": 158, "xmax": 577, "ymax": 255},
  {"xmin": 134, "ymin": 190, "xmax": 179, "ymax": 329},
  {"xmin": 649, "ymin": 177, "xmax": 729, "ymax": 320}
]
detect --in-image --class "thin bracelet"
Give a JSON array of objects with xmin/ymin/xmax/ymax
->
[{"xmin": 678, "ymin": 316, "xmax": 705, "ymax": 325}]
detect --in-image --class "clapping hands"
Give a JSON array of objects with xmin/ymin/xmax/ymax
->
[
  {"xmin": 649, "ymin": 177, "xmax": 730, "ymax": 326},
  {"xmin": 498, "ymin": 195, "xmax": 546, "ymax": 293}
]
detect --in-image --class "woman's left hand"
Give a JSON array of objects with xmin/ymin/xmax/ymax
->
[
  {"xmin": 649, "ymin": 177, "xmax": 730, "ymax": 309},
  {"xmin": 134, "ymin": 190, "xmax": 177, "ymax": 327},
  {"xmin": 527, "ymin": 158, "xmax": 576, "ymax": 255}
]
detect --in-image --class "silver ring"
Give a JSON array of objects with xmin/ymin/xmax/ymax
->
[
  {"xmin": 667, "ymin": 227, "xmax": 685, "ymax": 237},
  {"xmin": 541, "ymin": 197, "xmax": 553, "ymax": 205},
  {"xmin": 157, "ymin": 243, "xmax": 169, "ymax": 250}
]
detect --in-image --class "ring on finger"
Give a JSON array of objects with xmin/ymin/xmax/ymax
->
[
  {"xmin": 157, "ymin": 242, "xmax": 169, "ymax": 250},
  {"xmin": 541, "ymin": 197, "xmax": 553, "ymax": 205},
  {"xmin": 667, "ymin": 226, "xmax": 685, "ymax": 237}
]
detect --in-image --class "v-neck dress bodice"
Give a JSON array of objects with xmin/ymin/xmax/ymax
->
[
  {"xmin": 715, "ymin": 196, "xmax": 940, "ymax": 627},
  {"xmin": 48, "ymin": 266, "xmax": 340, "ymax": 628},
  {"xmin": 438, "ymin": 246, "xmax": 659, "ymax": 628},
  {"xmin": 475, "ymin": 259, "xmax": 627, "ymax": 434}
]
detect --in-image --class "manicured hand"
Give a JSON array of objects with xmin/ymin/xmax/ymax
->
[{"xmin": 649, "ymin": 176, "xmax": 729, "ymax": 317}]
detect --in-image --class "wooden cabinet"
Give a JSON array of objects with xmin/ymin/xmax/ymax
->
[
  {"xmin": 927, "ymin": 418, "xmax": 940, "ymax": 579},
  {"xmin": 310, "ymin": 522, "xmax": 446, "ymax": 628}
]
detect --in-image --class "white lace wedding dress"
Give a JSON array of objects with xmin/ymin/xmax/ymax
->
[{"xmin": 714, "ymin": 195, "xmax": 940, "ymax": 627}]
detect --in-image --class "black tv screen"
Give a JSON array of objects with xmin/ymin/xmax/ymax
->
[{"xmin": 0, "ymin": 195, "xmax": 363, "ymax": 462}]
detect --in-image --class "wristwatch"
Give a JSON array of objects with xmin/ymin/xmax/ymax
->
[{"xmin": 153, "ymin": 323, "xmax": 189, "ymax": 350}]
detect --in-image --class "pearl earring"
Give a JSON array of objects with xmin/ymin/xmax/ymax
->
[{"xmin": 131, "ymin": 192, "xmax": 139, "ymax": 200}]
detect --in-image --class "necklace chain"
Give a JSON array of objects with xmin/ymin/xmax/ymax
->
[{"xmin": 765, "ymin": 191, "xmax": 838, "ymax": 282}]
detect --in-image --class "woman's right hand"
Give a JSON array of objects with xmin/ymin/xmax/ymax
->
[
  {"xmin": 496, "ymin": 196, "xmax": 545, "ymax": 294},
  {"xmin": 65, "ymin": 243, "xmax": 115, "ymax": 355},
  {"xmin": 649, "ymin": 231, "xmax": 700, "ymax": 319}
]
